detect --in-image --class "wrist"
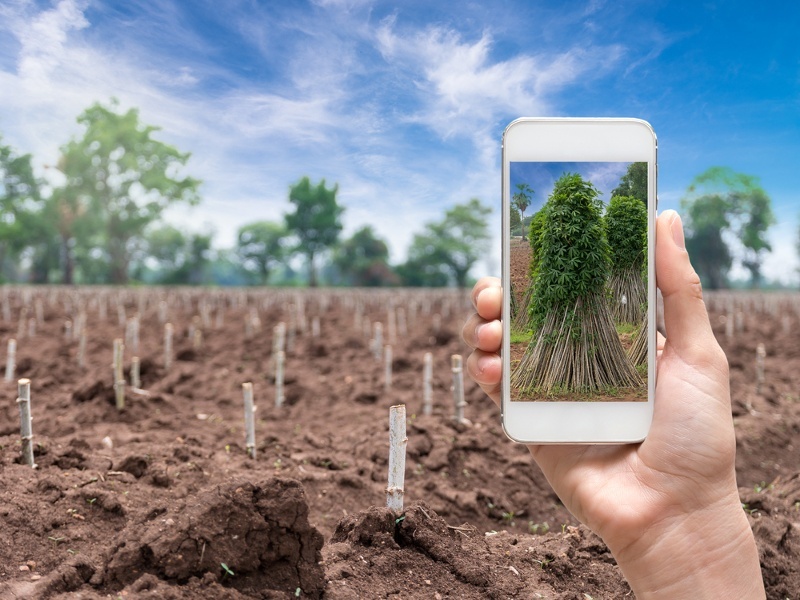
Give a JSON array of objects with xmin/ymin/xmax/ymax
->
[{"xmin": 610, "ymin": 493, "xmax": 764, "ymax": 598}]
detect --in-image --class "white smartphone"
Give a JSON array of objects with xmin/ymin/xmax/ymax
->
[{"xmin": 501, "ymin": 118, "xmax": 656, "ymax": 444}]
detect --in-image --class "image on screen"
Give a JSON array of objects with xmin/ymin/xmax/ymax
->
[{"xmin": 509, "ymin": 161, "xmax": 648, "ymax": 402}]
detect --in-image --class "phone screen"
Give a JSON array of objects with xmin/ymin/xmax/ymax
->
[{"xmin": 508, "ymin": 160, "xmax": 648, "ymax": 403}]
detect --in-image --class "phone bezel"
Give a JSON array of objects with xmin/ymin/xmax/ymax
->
[{"xmin": 501, "ymin": 118, "xmax": 657, "ymax": 444}]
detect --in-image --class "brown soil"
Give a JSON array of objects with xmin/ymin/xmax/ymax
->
[{"xmin": 0, "ymin": 285, "xmax": 797, "ymax": 599}]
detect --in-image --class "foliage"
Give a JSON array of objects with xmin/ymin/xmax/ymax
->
[
  {"xmin": 236, "ymin": 220, "xmax": 287, "ymax": 285},
  {"xmin": 530, "ymin": 173, "xmax": 609, "ymax": 331},
  {"xmin": 56, "ymin": 100, "xmax": 200, "ymax": 284},
  {"xmin": 528, "ymin": 207, "xmax": 546, "ymax": 281},
  {"xmin": 285, "ymin": 176, "xmax": 344, "ymax": 287},
  {"xmin": 0, "ymin": 138, "xmax": 41, "ymax": 281},
  {"xmin": 137, "ymin": 225, "xmax": 213, "ymax": 284},
  {"xmin": 682, "ymin": 166, "xmax": 775, "ymax": 288},
  {"xmin": 605, "ymin": 196, "xmax": 647, "ymax": 270},
  {"xmin": 401, "ymin": 198, "xmax": 491, "ymax": 288},
  {"xmin": 512, "ymin": 183, "xmax": 534, "ymax": 239},
  {"xmin": 333, "ymin": 225, "xmax": 398, "ymax": 286},
  {"xmin": 610, "ymin": 162, "xmax": 647, "ymax": 204}
]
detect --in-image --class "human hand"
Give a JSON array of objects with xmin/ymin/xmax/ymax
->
[{"xmin": 462, "ymin": 210, "xmax": 765, "ymax": 598}]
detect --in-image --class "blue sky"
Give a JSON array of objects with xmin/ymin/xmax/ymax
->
[{"xmin": 0, "ymin": 0, "xmax": 798, "ymax": 282}]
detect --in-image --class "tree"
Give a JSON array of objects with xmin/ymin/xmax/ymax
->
[
  {"xmin": 512, "ymin": 183, "xmax": 534, "ymax": 239},
  {"xmin": 0, "ymin": 138, "xmax": 42, "ymax": 282},
  {"xmin": 611, "ymin": 162, "xmax": 647, "ymax": 204},
  {"xmin": 284, "ymin": 177, "xmax": 344, "ymax": 287},
  {"xmin": 510, "ymin": 205, "xmax": 522, "ymax": 236},
  {"xmin": 604, "ymin": 195, "xmax": 647, "ymax": 324},
  {"xmin": 682, "ymin": 167, "xmax": 775, "ymax": 289},
  {"xmin": 236, "ymin": 221, "xmax": 287, "ymax": 285},
  {"xmin": 56, "ymin": 101, "xmax": 200, "ymax": 284},
  {"xmin": 333, "ymin": 226, "xmax": 398, "ymax": 286},
  {"xmin": 511, "ymin": 173, "xmax": 640, "ymax": 394},
  {"xmin": 402, "ymin": 198, "xmax": 491, "ymax": 288}
]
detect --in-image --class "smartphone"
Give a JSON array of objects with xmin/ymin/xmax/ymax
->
[{"xmin": 501, "ymin": 118, "xmax": 656, "ymax": 443}]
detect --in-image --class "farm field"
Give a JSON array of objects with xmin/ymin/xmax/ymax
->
[{"xmin": 0, "ymin": 285, "xmax": 799, "ymax": 599}]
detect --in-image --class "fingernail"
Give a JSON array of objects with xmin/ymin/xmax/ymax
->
[
  {"xmin": 475, "ymin": 323, "xmax": 486, "ymax": 343},
  {"xmin": 671, "ymin": 212, "xmax": 685, "ymax": 250}
]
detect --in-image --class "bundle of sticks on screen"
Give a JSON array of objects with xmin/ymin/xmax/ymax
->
[{"xmin": 510, "ymin": 173, "xmax": 648, "ymax": 398}]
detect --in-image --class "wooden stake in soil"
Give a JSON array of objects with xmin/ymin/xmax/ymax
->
[
  {"xmin": 16, "ymin": 378, "xmax": 35, "ymax": 467},
  {"xmin": 452, "ymin": 354, "xmax": 466, "ymax": 423},
  {"xmin": 422, "ymin": 352, "xmax": 433, "ymax": 416},
  {"xmin": 242, "ymin": 382, "xmax": 256, "ymax": 459},
  {"xmin": 275, "ymin": 350, "xmax": 285, "ymax": 408},
  {"xmin": 164, "ymin": 323, "xmax": 173, "ymax": 371},
  {"xmin": 131, "ymin": 356, "xmax": 141, "ymax": 389},
  {"xmin": 386, "ymin": 404, "xmax": 407, "ymax": 513},
  {"xmin": 755, "ymin": 343, "xmax": 766, "ymax": 395},
  {"xmin": 5, "ymin": 338, "xmax": 16, "ymax": 382},
  {"xmin": 113, "ymin": 338, "xmax": 126, "ymax": 410}
]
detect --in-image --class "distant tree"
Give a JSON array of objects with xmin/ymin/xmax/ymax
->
[
  {"xmin": 0, "ymin": 138, "xmax": 41, "ymax": 281},
  {"xmin": 512, "ymin": 183, "xmax": 534, "ymax": 239},
  {"xmin": 611, "ymin": 162, "xmax": 647, "ymax": 204},
  {"xmin": 284, "ymin": 177, "xmax": 344, "ymax": 287},
  {"xmin": 510, "ymin": 205, "xmax": 522, "ymax": 236},
  {"xmin": 401, "ymin": 198, "xmax": 491, "ymax": 288},
  {"xmin": 56, "ymin": 100, "xmax": 201, "ymax": 284},
  {"xmin": 236, "ymin": 221, "xmax": 287, "ymax": 285},
  {"xmin": 141, "ymin": 225, "xmax": 213, "ymax": 284},
  {"xmin": 333, "ymin": 225, "xmax": 398, "ymax": 286},
  {"xmin": 682, "ymin": 167, "xmax": 775, "ymax": 289}
]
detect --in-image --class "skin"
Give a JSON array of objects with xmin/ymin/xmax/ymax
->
[{"xmin": 462, "ymin": 210, "xmax": 765, "ymax": 598}]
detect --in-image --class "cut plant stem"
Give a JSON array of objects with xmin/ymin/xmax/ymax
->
[
  {"xmin": 113, "ymin": 338, "xmax": 125, "ymax": 410},
  {"xmin": 372, "ymin": 322, "xmax": 383, "ymax": 361},
  {"xmin": 451, "ymin": 354, "xmax": 466, "ymax": 423},
  {"xmin": 164, "ymin": 323, "xmax": 173, "ymax": 371},
  {"xmin": 384, "ymin": 345, "xmax": 392, "ymax": 393},
  {"xmin": 755, "ymin": 343, "xmax": 766, "ymax": 395},
  {"xmin": 17, "ymin": 378, "xmax": 35, "ymax": 467},
  {"xmin": 77, "ymin": 327, "xmax": 87, "ymax": 368},
  {"xmin": 5, "ymin": 338, "xmax": 16, "ymax": 382},
  {"xmin": 275, "ymin": 350, "xmax": 285, "ymax": 408},
  {"xmin": 386, "ymin": 404, "xmax": 407, "ymax": 513},
  {"xmin": 242, "ymin": 382, "xmax": 256, "ymax": 459},
  {"xmin": 423, "ymin": 352, "xmax": 433, "ymax": 416},
  {"xmin": 131, "ymin": 356, "xmax": 141, "ymax": 389}
]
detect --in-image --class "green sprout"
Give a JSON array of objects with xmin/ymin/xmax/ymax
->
[{"xmin": 221, "ymin": 562, "xmax": 235, "ymax": 579}]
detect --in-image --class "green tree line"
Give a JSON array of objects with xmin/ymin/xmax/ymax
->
[{"xmin": 0, "ymin": 101, "xmax": 491, "ymax": 288}]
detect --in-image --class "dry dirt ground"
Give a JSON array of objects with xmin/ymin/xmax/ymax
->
[{"xmin": 0, "ymin": 285, "xmax": 798, "ymax": 599}]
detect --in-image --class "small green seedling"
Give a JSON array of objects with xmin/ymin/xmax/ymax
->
[
  {"xmin": 87, "ymin": 498, "xmax": 97, "ymax": 506},
  {"xmin": 502, "ymin": 511, "xmax": 515, "ymax": 524},
  {"xmin": 295, "ymin": 587, "xmax": 302, "ymax": 597},
  {"xmin": 395, "ymin": 515, "xmax": 405, "ymax": 525},
  {"xmin": 221, "ymin": 562, "xmax": 235, "ymax": 579},
  {"xmin": 561, "ymin": 524, "xmax": 567, "ymax": 534}
]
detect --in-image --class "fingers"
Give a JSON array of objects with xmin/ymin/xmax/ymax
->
[
  {"xmin": 465, "ymin": 349, "xmax": 501, "ymax": 408},
  {"xmin": 470, "ymin": 277, "xmax": 502, "ymax": 321},
  {"xmin": 461, "ymin": 313, "xmax": 502, "ymax": 352},
  {"xmin": 656, "ymin": 210, "xmax": 724, "ymax": 369}
]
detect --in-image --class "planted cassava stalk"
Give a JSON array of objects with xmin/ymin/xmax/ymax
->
[
  {"xmin": 372, "ymin": 322, "xmax": 383, "ymax": 361},
  {"xmin": 451, "ymin": 355, "xmax": 466, "ymax": 423},
  {"xmin": 64, "ymin": 319, "xmax": 72, "ymax": 342},
  {"xmin": 77, "ymin": 328, "xmax": 87, "ymax": 368},
  {"xmin": 386, "ymin": 404, "xmax": 407, "ymax": 513},
  {"xmin": 275, "ymin": 350, "xmax": 285, "ymax": 408},
  {"xmin": 312, "ymin": 316, "xmax": 320, "ymax": 338},
  {"xmin": 113, "ymin": 339, "xmax": 125, "ymax": 410},
  {"xmin": 131, "ymin": 356, "xmax": 141, "ymax": 389},
  {"xmin": 17, "ymin": 306, "xmax": 28, "ymax": 339},
  {"xmin": 17, "ymin": 378, "xmax": 35, "ymax": 467},
  {"xmin": 242, "ymin": 382, "xmax": 256, "ymax": 459},
  {"xmin": 5, "ymin": 338, "xmax": 16, "ymax": 382},
  {"xmin": 755, "ymin": 343, "xmax": 766, "ymax": 395},
  {"xmin": 27, "ymin": 317, "xmax": 35, "ymax": 338},
  {"xmin": 271, "ymin": 322, "xmax": 286, "ymax": 378},
  {"xmin": 384, "ymin": 345, "xmax": 392, "ymax": 393},
  {"xmin": 164, "ymin": 323, "xmax": 173, "ymax": 371},
  {"xmin": 422, "ymin": 352, "xmax": 433, "ymax": 416}
]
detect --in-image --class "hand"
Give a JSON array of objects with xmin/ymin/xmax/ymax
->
[{"xmin": 462, "ymin": 210, "xmax": 765, "ymax": 598}]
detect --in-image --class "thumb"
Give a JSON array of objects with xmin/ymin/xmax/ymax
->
[{"xmin": 655, "ymin": 210, "xmax": 721, "ymax": 365}]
